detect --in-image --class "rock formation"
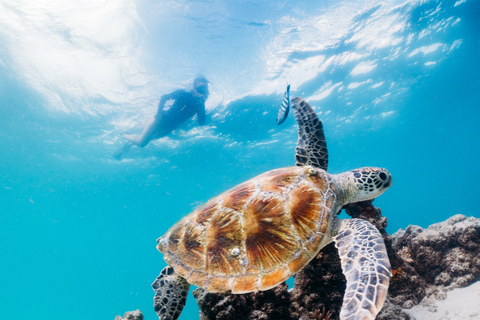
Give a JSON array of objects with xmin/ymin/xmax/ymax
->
[
  {"xmin": 114, "ymin": 309, "xmax": 144, "ymax": 320},
  {"xmin": 392, "ymin": 214, "xmax": 480, "ymax": 301},
  {"xmin": 137, "ymin": 201, "xmax": 479, "ymax": 320},
  {"xmin": 192, "ymin": 200, "xmax": 410, "ymax": 320},
  {"xmin": 191, "ymin": 203, "xmax": 480, "ymax": 320}
]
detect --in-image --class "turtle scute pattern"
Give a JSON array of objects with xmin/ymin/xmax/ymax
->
[{"xmin": 157, "ymin": 166, "xmax": 340, "ymax": 293}]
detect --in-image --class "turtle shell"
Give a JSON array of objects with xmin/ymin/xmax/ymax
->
[{"xmin": 157, "ymin": 166, "xmax": 339, "ymax": 293}]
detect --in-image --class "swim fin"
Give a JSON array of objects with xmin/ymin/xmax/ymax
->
[{"xmin": 113, "ymin": 142, "xmax": 133, "ymax": 161}]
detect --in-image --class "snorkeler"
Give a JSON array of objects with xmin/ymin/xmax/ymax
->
[{"xmin": 113, "ymin": 76, "xmax": 209, "ymax": 160}]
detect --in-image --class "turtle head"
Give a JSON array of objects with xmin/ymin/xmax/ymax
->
[{"xmin": 335, "ymin": 167, "xmax": 392, "ymax": 205}]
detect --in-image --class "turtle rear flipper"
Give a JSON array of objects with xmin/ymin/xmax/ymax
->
[
  {"xmin": 334, "ymin": 219, "xmax": 391, "ymax": 320},
  {"xmin": 152, "ymin": 266, "xmax": 190, "ymax": 320}
]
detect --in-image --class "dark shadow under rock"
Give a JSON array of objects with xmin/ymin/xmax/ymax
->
[
  {"xmin": 193, "ymin": 282, "xmax": 290, "ymax": 320},
  {"xmin": 288, "ymin": 242, "xmax": 345, "ymax": 320}
]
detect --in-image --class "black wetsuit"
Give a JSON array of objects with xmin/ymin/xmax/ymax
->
[
  {"xmin": 113, "ymin": 88, "xmax": 207, "ymax": 159},
  {"xmin": 152, "ymin": 89, "xmax": 206, "ymax": 138}
]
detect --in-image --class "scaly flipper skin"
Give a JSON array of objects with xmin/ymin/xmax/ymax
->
[
  {"xmin": 334, "ymin": 219, "xmax": 391, "ymax": 320},
  {"xmin": 152, "ymin": 266, "xmax": 190, "ymax": 320},
  {"xmin": 291, "ymin": 97, "xmax": 328, "ymax": 171}
]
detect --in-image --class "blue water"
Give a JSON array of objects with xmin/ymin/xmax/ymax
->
[{"xmin": 1, "ymin": 0, "xmax": 479, "ymax": 319}]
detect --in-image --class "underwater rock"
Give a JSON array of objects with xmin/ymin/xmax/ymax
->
[
  {"xmin": 392, "ymin": 214, "xmax": 480, "ymax": 300},
  {"xmin": 114, "ymin": 309, "xmax": 144, "ymax": 320},
  {"xmin": 193, "ymin": 282, "xmax": 291, "ymax": 320},
  {"xmin": 288, "ymin": 241, "xmax": 344, "ymax": 320},
  {"xmin": 375, "ymin": 297, "xmax": 414, "ymax": 320},
  {"xmin": 192, "ymin": 244, "xmax": 343, "ymax": 320},
  {"xmin": 189, "ymin": 211, "xmax": 480, "ymax": 319},
  {"xmin": 193, "ymin": 200, "xmax": 413, "ymax": 320}
]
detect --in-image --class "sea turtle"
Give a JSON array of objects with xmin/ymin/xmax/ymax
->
[{"xmin": 152, "ymin": 97, "xmax": 393, "ymax": 320}]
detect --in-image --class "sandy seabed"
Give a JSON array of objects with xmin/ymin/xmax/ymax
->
[{"xmin": 404, "ymin": 281, "xmax": 480, "ymax": 320}]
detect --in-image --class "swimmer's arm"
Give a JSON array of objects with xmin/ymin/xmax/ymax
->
[{"xmin": 197, "ymin": 103, "xmax": 206, "ymax": 125}]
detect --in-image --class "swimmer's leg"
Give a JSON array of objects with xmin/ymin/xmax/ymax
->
[
  {"xmin": 113, "ymin": 141, "xmax": 133, "ymax": 161},
  {"xmin": 122, "ymin": 117, "xmax": 159, "ymax": 147},
  {"xmin": 117, "ymin": 117, "xmax": 168, "ymax": 159},
  {"xmin": 123, "ymin": 134, "xmax": 142, "ymax": 144},
  {"xmin": 136, "ymin": 118, "xmax": 160, "ymax": 148}
]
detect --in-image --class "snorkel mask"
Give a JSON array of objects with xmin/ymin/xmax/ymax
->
[
  {"xmin": 193, "ymin": 76, "xmax": 209, "ymax": 97},
  {"xmin": 196, "ymin": 83, "xmax": 208, "ymax": 96}
]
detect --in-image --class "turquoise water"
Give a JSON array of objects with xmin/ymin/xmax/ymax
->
[{"xmin": 1, "ymin": 0, "xmax": 479, "ymax": 319}]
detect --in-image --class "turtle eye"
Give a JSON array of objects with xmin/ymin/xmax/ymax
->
[{"xmin": 379, "ymin": 172, "xmax": 387, "ymax": 181}]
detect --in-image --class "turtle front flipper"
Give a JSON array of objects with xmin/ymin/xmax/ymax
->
[
  {"xmin": 333, "ymin": 219, "xmax": 391, "ymax": 320},
  {"xmin": 152, "ymin": 266, "xmax": 190, "ymax": 320},
  {"xmin": 291, "ymin": 97, "xmax": 328, "ymax": 171}
]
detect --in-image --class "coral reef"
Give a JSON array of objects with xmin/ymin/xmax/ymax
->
[
  {"xmin": 193, "ymin": 200, "xmax": 415, "ymax": 320},
  {"xmin": 194, "ymin": 240, "xmax": 347, "ymax": 320},
  {"xmin": 114, "ymin": 309, "xmax": 144, "ymax": 320},
  {"xmin": 193, "ymin": 282, "xmax": 291, "ymax": 320},
  {"xmin": 140, "ymin": 202, "xmax": 480, "ymax": 319},
  {"xmin": 192, "ymin": 205, "xmax": 480, "ymax": 320},
  {"xmin": 392, "ymin": 214, "xmax": 480, "ymax": 301}
]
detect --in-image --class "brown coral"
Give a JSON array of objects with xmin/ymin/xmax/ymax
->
[
  {"xmin": 311, "ymin": 307, "xmax": 333, "ymax": 319},
  {"xmin": 114, "ymin": 309, "xmax": 144, "ymax": 320},
  {"xmin": 146, "ymin": 209, "xmax": 480, "ymax": 320},
  {"xmin": 392, "ymin": 214, "xmax": 480, "ymax": 296},
  {"xmin": 193, "ymin": 199, "xmax": 411, "ymax": 320},
  {"xmin": 397, "ymin": 247, "xmax": 413, "ymax": 264}
]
